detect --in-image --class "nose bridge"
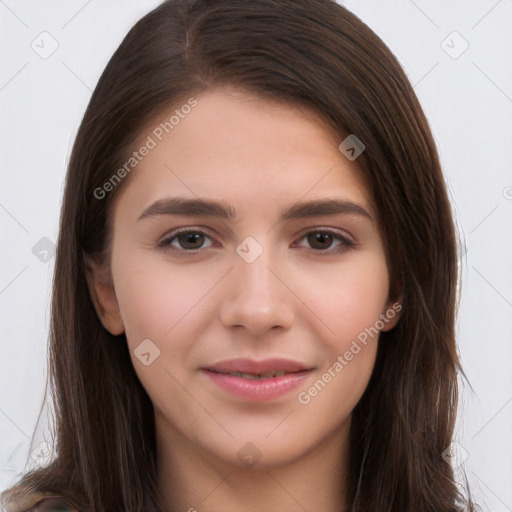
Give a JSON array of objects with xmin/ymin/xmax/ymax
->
[
  {"xmin": 240, "ymin": 247, "xmax": 275, "ymax": 296},
  {"xmin": 219, "ymin": 234, "xmax": 295, "ymax": 334},
  {"xmin": 235, "ymin": 234, "xmax": 282, "ymax": 303}
]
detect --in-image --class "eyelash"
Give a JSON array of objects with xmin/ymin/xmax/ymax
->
[{"xmin": 157, "ymin": 227, "xmax": 357, "ymax": 256}]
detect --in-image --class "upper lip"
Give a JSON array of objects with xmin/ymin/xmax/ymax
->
[{"xmin": 204, "ymin": 358, "xmax": 313, "ymax": 374}]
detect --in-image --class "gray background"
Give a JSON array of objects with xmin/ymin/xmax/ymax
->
[{"xmin": 1, "ymin": 1, "xmax": 511, "ymax": 510}]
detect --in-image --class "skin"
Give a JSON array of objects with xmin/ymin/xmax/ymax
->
[{"xmin": 89, "ymin": 88, "xmax": 401, "ymax": 512}]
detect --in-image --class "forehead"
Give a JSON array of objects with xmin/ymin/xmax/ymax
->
[{"xmin": 113, "ymin": 88, "xmax": 373, "ymax": 221}]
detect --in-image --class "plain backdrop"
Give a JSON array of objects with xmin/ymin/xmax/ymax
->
[{"xmin": 1, "ymin": 1, "xmax": 511, "ymax": 510}]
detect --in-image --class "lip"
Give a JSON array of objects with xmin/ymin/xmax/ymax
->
[{"xmin": 202, "ymin": 358, "xmax": 314, "ymax": 402}]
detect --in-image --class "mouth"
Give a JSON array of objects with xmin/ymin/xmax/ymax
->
[
  {"xmin": 204, "ymin": 357, "xmax": 313, "ymax": 375},
  {"xmin": 208, "ymin": 369, "xmax": 304, "ymax": 379},
  {"xmin": 201, "ymin": 358, "xmax": 314, "ymax": 401}
]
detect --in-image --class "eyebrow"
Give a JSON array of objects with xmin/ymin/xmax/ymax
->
[{"xmin": 137, "ymin": 196, "xmax": 373, "ymax": 223}]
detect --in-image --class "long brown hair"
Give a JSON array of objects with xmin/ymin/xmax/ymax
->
[{"xmin": 2, "ymin": 1, "xmax": 476, "ymax": 510}]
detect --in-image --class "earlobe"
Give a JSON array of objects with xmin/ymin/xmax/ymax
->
[{"xmin": 84, "ymin": 253, "xmax": 125, "ymax": 336}]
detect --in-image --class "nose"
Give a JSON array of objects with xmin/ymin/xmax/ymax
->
[{"xmin": 219, "ymin": 241, "xmax": 295, "ymax": 337}]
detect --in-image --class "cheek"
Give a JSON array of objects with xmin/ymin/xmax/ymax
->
[
  {"xmin": 293, "ymin": 259, "xmax": 387, "ymax": 422},
  {"xmin": 112, "ymin": 255, "xmax": 245, "ymax": 409},
  {"xmin": 300, "ymin": 252, "xmax": 390, "ymax": 349},
  {"xmin": 111, "ymin": 257, "xmax": 218, "ymax": 411},
  {"xmin": 112, "ymin": 253, "xmax": 218, "ymax": 349}
]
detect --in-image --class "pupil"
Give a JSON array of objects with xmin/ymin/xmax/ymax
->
[
  {"xmin": 180, "ymin": 233, "xmax": 204, "ymax": 249},
  {"xmin": 309, "ymin": 232, "xmax": 332, "ymax": 249}
]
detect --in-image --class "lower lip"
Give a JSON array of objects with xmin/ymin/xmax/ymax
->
[{"xmin": 201, "ymin": 369, "xmax": 312, "ymax": 402}]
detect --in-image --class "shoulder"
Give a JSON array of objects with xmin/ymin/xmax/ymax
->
[{"xmin": 1, "ymin": 485, "xmax": 80, "ymax": 512}]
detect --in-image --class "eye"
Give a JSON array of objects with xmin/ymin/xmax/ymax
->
[
  {"xmin": 157, "ymin": 227, "xmax": 356, "ymax": 256},
  {"xmin": 158, "ymin": 228, "xmax": 214, "ymax": 251},
  {"xmin": 294, "ymin": 229, "xmax": 356, "ymax": 254}
]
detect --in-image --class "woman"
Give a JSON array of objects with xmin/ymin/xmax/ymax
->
[{"xmin": 1, "ymin": 0, "xmax": 477, "ymax": 510}]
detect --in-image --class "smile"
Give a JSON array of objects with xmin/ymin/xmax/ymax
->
[{"xmin": 201, "ymin": 358, "xmax": 314, "ymax": 401}]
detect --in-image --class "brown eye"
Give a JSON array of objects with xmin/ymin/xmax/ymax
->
[
  {"xmin": 295, "ymin": 229, "xmax": 356, "ymax": 255},
  {"xmin": 176, "ymin": 232, "xmax": 206, "ymax": 249},
  {"xmin": 158, "ymin": 229, "xmax": 214, "ymax": 251},
  {"xmin": 307, "ymin": 232, "xmax": 334, "ymax": 250}
]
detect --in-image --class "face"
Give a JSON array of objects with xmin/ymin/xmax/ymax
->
[{"xmin": 90, "ymin": 88, "xmax": 400, "ymax": 470}]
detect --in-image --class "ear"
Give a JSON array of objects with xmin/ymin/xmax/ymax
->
[
  {"xmin": 84, "ymin": 253, "xmax": 125, "ymax": 336},
  {"xmin": 380, "ymin": 297, "xmax": 403, "ymax": 332}
]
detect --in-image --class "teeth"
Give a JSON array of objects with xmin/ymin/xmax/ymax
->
[{"xmin": 227, "ymin": 370, "xmax": 288, "ymax": 379}]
